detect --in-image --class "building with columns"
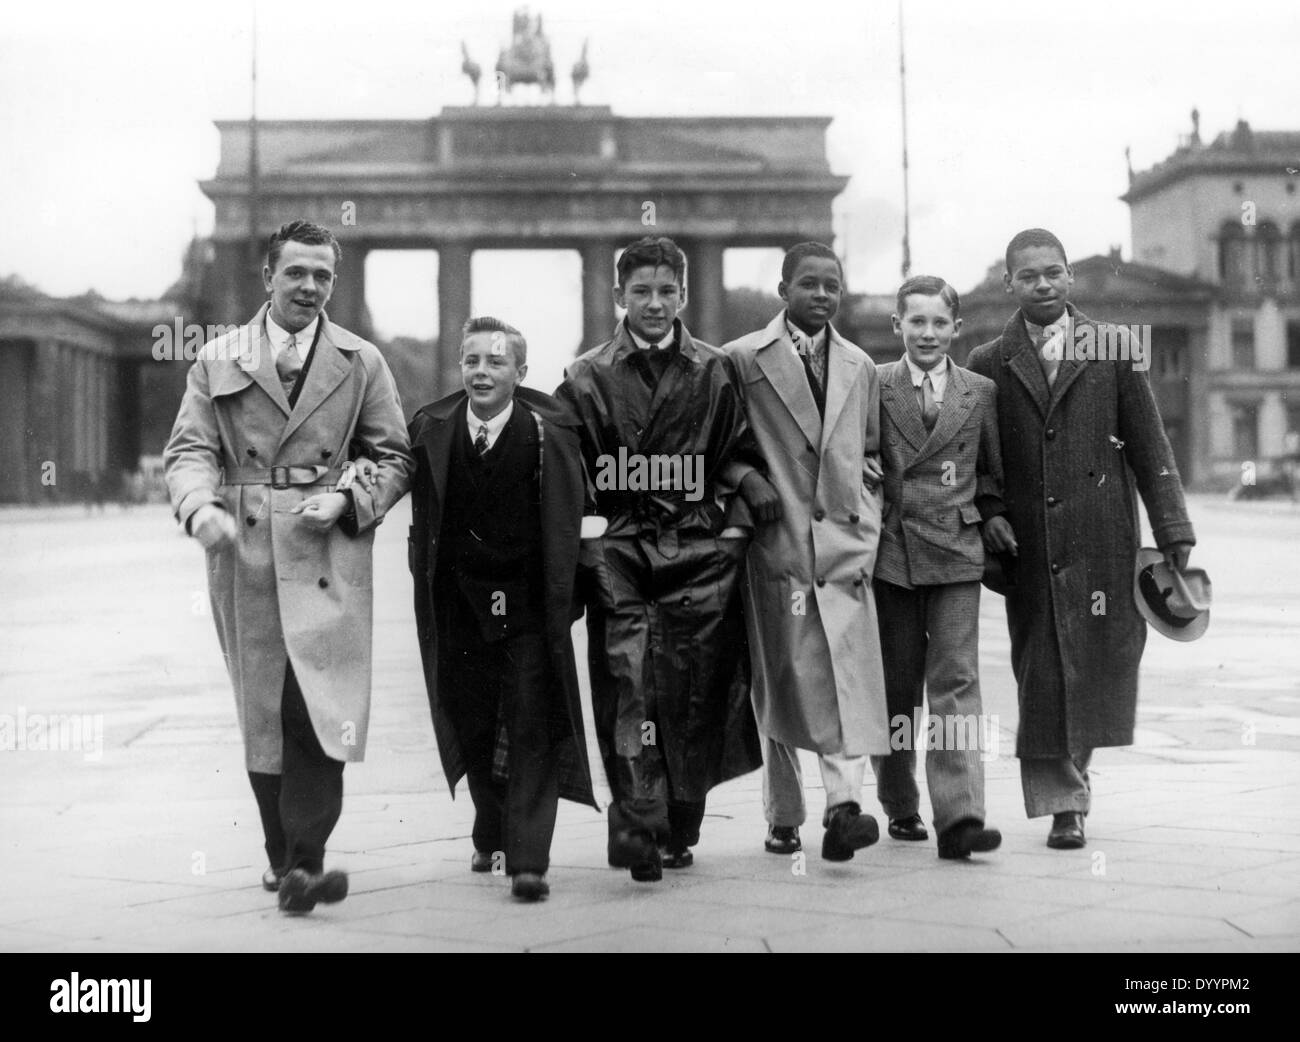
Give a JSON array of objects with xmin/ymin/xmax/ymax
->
[
  {"xmin": 200, "ymin": 105, "xmax": 847, "ymax": 396},
  {"xmin": 901, "ymin": 116, "xmax": 1299, "ymax": 491}
]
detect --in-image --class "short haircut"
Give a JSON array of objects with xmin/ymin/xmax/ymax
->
[
  {"xmin": 266, "ymin": 220, "xmax": 342, "ymax": 271},
  {"xmin": 896, "ymin": 275, "xmax": 960, "ymax": 319},
  {"xmin": 1004, "ymin": 228, "xmax": 1068, "ymax": 274},
  {"xmin": 782, "ymin": 241, "xmax": 843, "ymax": 284},
  {"xmin": 616, "ymin": 236, "xmax": 687, "ymax": 289},
  {"xmin": 461, "ymin": 315, "xmax": 527, "ymax": 365}
]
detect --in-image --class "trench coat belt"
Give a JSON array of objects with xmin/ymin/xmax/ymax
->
[{"xmin": 222, "ymin": 465, "xmax": 344, "ymax": 489}]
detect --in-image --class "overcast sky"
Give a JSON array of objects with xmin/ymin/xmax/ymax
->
[{"xmin": 2, "ymin": 0, "xmax": 1297, "ymax": 390}]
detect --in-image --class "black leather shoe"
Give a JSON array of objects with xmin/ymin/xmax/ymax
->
[
  {"xmin": 765, "ymin": 825, "xmax": 802, "ymax": 854},
  {"xmin": 1047, "ymin": 811, "xmax": 1086, "ymax": 849},
  {"xmin": 511, "ymin": 872, "xmax": 549, "ymax": 901},
  {"xmin": 608, "ymin": 829, "xmax": 657, "ymax": 869},
  {"xmin": 261, "ymin": 866, "xmax": 284, "ymax": 892},
  {"xmin": 888, "ymin": 814, "xmax": 929, "ymax": 841},
  {"xmin": 629, "ymin": 847, "xmax": 663, "ymax": 882},
  {"xmin": 661, "ymin": 844, "xmax": 694, "ymax": 869},
  {"xmin": 937, "ymin": 819, "xmax": 1002, "ymax": 859},
  {"xmin": 278, "ymin": 868, "xmax": 349, "ymax": 914},
  {"xmin": 822, "ymin": 802, "xmax": 879, "ymax": 861},
  {"xmin": 470, "ymin": 850, "xmax": 495, "ymax": 873}
]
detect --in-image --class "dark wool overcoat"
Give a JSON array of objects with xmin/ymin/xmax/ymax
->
[
  {"xmin": 966, "ymin": 306, "xmax": 1195, "ymax": 757},
  {"xmin": 407, "ymin": 387, "xmax": 597, "ymax": 808}
]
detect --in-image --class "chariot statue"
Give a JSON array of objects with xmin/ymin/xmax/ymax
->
[{"xmin": 494, "ymin": 7, "xmax": 556, "ymax": 103}]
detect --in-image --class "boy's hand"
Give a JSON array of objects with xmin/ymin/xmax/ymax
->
[
  {"xmin": 1163, "ymin": 541, "xmax": 1192, "ymax": 573},
  {"xmin": 982, "ymin": 515, "xmax": 1017, "ymax": 555},
  {"xmin": 293, "ymin": 492, "xmax": 349, "ymax": 531},
  {"xmin": 190, "ymin": 504, "xmax": 238, "ymax": 551},
  {"xmin": 862, "ymin": 456, "xmax": 883, "ymax": 492},
  {"xmin": 739, "ymin": 471, "xmax": 782, "ymax": 524},
  {"xmin": 344, "ymin": 457, "xmax": 379, "ymax": 493}
]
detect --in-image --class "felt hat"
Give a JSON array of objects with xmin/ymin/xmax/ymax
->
[{"xmin": 1134, "ymin": 547, "xmax": 1211, "ymax": 642}]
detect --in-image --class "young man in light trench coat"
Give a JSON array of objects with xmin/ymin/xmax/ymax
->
[
  {"xmin": 165, "ymin": 220, "xmax": 413, "ymax": 913},
  {"xmin": 723, "ymin": 242, "xmax": 892, "ymax": 861}
]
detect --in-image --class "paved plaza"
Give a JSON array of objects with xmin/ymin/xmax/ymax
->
[{"xmin": 0, "ymin": 493, "xmax": 1297, "ymax": 952}]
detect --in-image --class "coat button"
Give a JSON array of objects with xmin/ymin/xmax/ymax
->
[
  {"xmin": 1047, "ymin": 496, "xmax": 1058, "ymax": 507},
  {"xmin": 849, "ymin": 513, "xmax": 860, "ymax": 524},
  {"xmin": 680, "ymin": 594, "xmax": 692, "ymax": 607},
  {"xmin": 247, "ymin": 447, "xmax": 258, "ymax": 457},
  {"xmin": 318, "ymin": 577, "xmax": 329, "ymax": 588},
  {"xmin": 816, "ymin": 577, "xmax": 826, "ymax": 587},
  {"xmin": 852, "ymin": 577, "xmax": 863, "ymax": 587},
  {"xmin": 245, "ymin": 516, "xmax": 256, "ymax": 527},
  {"xmin": 1051, "ymin": 563, "xmax": 1061, "ymax": 574},
  {"xmin": 1045, "ymin": 428, "xmax": 1057, "ymax": 440},
  {"xmin": 814, "ymin": 509, "xmax": 825, "ymax": 522},
  {"xmin": 320, "ymin": 449, "xmax": 331, "ymax": 459}
]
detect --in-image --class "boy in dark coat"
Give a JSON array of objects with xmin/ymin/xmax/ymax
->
[
  {"xmin": 408, "ymin": 317, "xmax": 596, "ymax": 901},
  {"xmin": 555, "ymin": 236, "xmax": 768, "ymax": 882},
  {"xmin": 966, "ymin": 229, "xmax": 1195, "ymax": 849}
]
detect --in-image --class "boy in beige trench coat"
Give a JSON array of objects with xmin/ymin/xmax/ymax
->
[
  {"xmin": 723, "ymin": 242, "xmax": 892, "ymax": 862},
  {"xmin": 164, "ymin": 220, "xmax": 413, "ymax": 913}
]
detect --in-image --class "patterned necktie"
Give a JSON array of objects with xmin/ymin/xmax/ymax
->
[
  {"xmin": 474, "ymin": 423, "xmax": 489, "ymax": 455},
  {"xmin": 919, "ymin": 373, "xmax": 939, "ymax": 432},
  {"xmin": 796, "ymin": 331, "xmax": 827, "ymax": 393},
  {"xmin": 1037, "ymin": 324, "xmax": 1063, "ymax": 388},
  {"xmin": 276, "ymin": 335, "xmax": 301, "ymax": 396}
]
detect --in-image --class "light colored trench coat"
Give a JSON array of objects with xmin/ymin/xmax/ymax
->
[
  {"xmin": 164, "ymin": 303, "xmax": 413, "ymax": 771},
  {"xmin": 723, "ymin": 313, "xmax": 891, "ymax": 757}
]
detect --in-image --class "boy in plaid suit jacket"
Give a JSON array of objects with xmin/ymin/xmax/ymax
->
[{"xmin": 870, "ymin": 276, "xmax": 1016, "ymax": 859}]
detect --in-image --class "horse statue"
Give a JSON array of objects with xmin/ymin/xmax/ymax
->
[
  {"xmin": 461, "ymin": 41, "xmax": 482, "ymax": 105},
  {"xmin": 571, "ymin": 39, "xmax": 589, "ymax": 104},
  {"xmin": 495, "ymin": 7, "xmax": 556, "ymax": 103}
]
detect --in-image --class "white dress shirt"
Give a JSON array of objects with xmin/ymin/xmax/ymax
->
[
  {"xmin": 265, "ymin": 313, "xmax": 317, "ymax": 365},
  {"xmin": 466, "ymin": 399, "xmax": 514, "ymax": 453},
  {"xmin": 629, "ymin": 326, "xmax": 676, "ymax": 351},
  {"xmin": 904, "ymin": 352, "xmax": 950, "ymax": 405},
  {"xmin": 785, "ymin": 316, "xmax": 827, "ymax": 359},
  {"xmin": 1024, "ymin": 312, "xmax": 1071, "ymax": 356}
]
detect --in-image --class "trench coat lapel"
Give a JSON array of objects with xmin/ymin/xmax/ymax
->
[
  {"xmin": 912, "ymin": 361, "xmax": 977, "ymax": 467},
  {"xmin": 1045, "ymin": 305, "xmax": 1090, "ymax": 412},
  {"xmin": 278, "ymin": 312, "xmax": 355, "ymax": 449},
  {"xmin": 754, "ymin": 313, "xmax": 823, "ymax": 454},
  {"xmin": 237, "ymin": 303, "xmax": 291, "ymax": 417},
  {"xmin": 879, "ymin": 360, "xmax": 930, "ymax": 453},
  {"xmin": 819, "ymin": 325, "xmax": 860, "ymax": 455}
]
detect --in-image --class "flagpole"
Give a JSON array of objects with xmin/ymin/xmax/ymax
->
[
  {"xmin": 898, "ymin": 0, "xmax": 912, "ymax": 279},
  {"xmin": 247, "ymin": 0, "xmax": 261, "ymax": 306}
]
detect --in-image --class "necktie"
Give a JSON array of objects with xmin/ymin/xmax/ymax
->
[
  {"xmin": 1038, "ymin": 324, "xmax": 1063, "ymax": 388},
  {"xmin": 276, "ymin": 335, "xmax": 301, "ymax": 396},
  {"xmin": 919, "ymin": 373, "xmax": 939, "ymax": 432},
  {"xmin": 796, "ymin": 332, "xmax": 827, "ymax": 396},
  {"xmin": 474, "ymin": 423, "xmax": 489, "ymax": 455}
]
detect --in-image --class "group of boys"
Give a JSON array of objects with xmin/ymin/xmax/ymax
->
[{"xmin": 165, "ymin": 220, "xmax": 1194, "ymax": 910}]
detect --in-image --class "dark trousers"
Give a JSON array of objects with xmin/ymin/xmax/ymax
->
[
  {"xmin": 247, "ymin": 661, "xmax": 344, "ymax": 876},
  {"xmin": 869, "ymin": 579, "xmax": 987, "ymax": 834},
  {"xmin": 439, "ymin": 596, "xmax": 560, "ymax": 876}
]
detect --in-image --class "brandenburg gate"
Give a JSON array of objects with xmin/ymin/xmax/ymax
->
[{"xmin": 201, "ymin": 105, "xmax": 847, "ymax": 394}]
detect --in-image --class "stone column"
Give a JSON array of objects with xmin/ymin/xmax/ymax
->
[
  {"xmin": 327, "ymin": 242, "xmax": 370, "ymax": 338},
  {"xmin": 29, "ymin": 340, "xmax": 62, "ymax": 500},
  {"xmin": 437, "ymin": 242, "xmax": 473, "ymax": 398},
  {"xmin": 686, "ymin": 238, "xmax": 726, "ymax": 346},
  {"xmin": 580, "ymin": 240, "xmax": 617, "ymax": 352}
]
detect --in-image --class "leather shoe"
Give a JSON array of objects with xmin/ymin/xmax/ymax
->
[
  {"xmin": 511, "ymin": 872, "xmax": 549, "ymax": 901},
  {"xmin": 661, "ymin": 844, "xmax": 694, "ymax": 869},
  {"xmin": 765, "ymin": 825, "xmax": 801, "ymax": 854},
  {"xmin": 277, "ymin": 868, "xmax": 349, "ymax": 915},
  {"xmin": 1047, "ymin": 811, "xmax": 1086, "ymax": 849},
  {"xmin": 470, "ymin": 850, "xmax": 495, "ymax": 873},
  {"xmin": 608, "ymin": 828, "xmax": 657, "ymax": 869},
  {"xmin": 937, "ymin": 819, "xmax": 1002, "ymax": 859},
  {"xmin": 822, "ymin": 802, "xmax": 879, "ymax": 861},
  {"xmin": 629, "ymin": 847, "xmax": 663, "ymax": 882},
  {"xmin": 261, "ymin": 866, "xmax": 284, "ymax": 892},
  {"xmin": 888, "ymin": 814, "xmax": 929, "ymax": 841}
]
